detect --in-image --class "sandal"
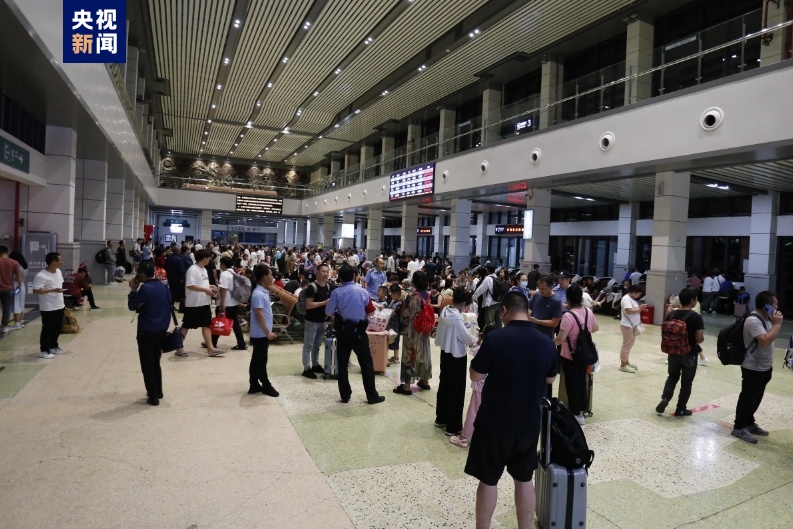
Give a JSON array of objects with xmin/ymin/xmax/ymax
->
[
  {"xmin": 393, "ymin": 386, "xmax": 412, "ymax": 395},
  {"xmin": 449, "ymin": 436, "xmax": 469, "ymax": 448},
  {"xmin": 417, "ymin": 381, "xmax": 431, "ymax": 391},
  {"xmin": 174, "ymin": 350, "xmax": 188, "ymax": 357}
]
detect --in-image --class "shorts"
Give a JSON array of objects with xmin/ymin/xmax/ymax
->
[
  {"xmin": 182, "ymin": 305, "xmax": 212, "ymax": 329},
  {"xmin": 464, "ymin": 430, "xmax": 538, "ymax": 486}
]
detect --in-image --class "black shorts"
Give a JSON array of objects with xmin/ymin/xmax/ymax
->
[
  {"xmin": 182, "ymin": 305, "xmax": 212, "ymax": 329},
  {"xmin": 464, "ymin": 430, "xmax": 538, "ymax": 486}
]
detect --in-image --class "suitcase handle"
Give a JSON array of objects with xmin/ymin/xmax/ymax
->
[{"xmin": 541, "ymin": 397, "xmax": 552, "ymax": 468}]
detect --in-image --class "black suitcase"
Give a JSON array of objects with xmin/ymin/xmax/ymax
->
[
  {"xmin": 323, "ymin": 321, "xmax": 338, "ymax": 380},
  {"xmin": 536, "ymin": 398, "xmax": 590, "ymax": 529}
]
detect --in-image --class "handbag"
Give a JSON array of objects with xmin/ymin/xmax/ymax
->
[
  {"xmin": 162, "ymin": 292, "xmax": 184, "ymax": 352},
  {"xmin": 632, "ymin": 323, "xmax": 646, "ymax": 336},
  {"xmin": 210, "ymin": 314, "xmax": 234, "ymax": 336}
]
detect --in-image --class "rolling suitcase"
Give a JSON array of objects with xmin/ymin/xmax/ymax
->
[
  {"xmin": 323, "ymin": 321, "xmax": 338, "ymax": 380},
  {"xmin": 114, "ymin": 266, "xmax": 125, "ymax": 282},
  {"xmin": 536, "ymin": 398, "xmax": 590, "ymax": 529}
]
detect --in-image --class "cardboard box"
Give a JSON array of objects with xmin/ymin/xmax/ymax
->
[{"xmin": 367, "ymin": 331, "xmax": 389, "ymax": 373}]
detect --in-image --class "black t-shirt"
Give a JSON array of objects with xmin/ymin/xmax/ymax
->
[
  {"xmin": 424, "ymin": 262, "xmax": 436, "ymax": 283},
  {"xmin": 529, "ymin": 294, "xmax": 562, "ymax": 340},
  {"xmin": 667, "ymin": 309, "xmax": 705, "ymax": 354},
  {"xmin": 526, "ymin": 270, "xmax": 540, "ymax": 290},
  {"xmin": 304, "ymin": 282, "xmax": 331, "ymax": 322},
  {"xmin": 471, "ymin": 321, "xmax": 558, "ymax": 437},
  {"xmin": 205, "ymin": 259, "xmax": 217, "ymax": 286},
  {"xmin": 284, "ymin": 279, "xmax": 301, "ymax": 294}
]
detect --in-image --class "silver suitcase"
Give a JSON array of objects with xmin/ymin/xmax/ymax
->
[
  {"xmin": 323, "ymin": 321, "xmax": 338, "ymax": 379},
  {"xmin": 536, "ymin": 399, "xmax": 589, "ymax": 529}
]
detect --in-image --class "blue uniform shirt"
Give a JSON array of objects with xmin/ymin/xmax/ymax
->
[
  {"xmin": 364, "ymin": 269, "xmax": 387, "ymax": 299},
  {"xmin": 250, "ymin": 285, "xmax": 273, "ymax": 338},
  {"xmin": 326, "ymin": 281, "xmax": 371, "ymax": 322},
  {"xmin": 553, "ymin": 285, "xmax": 568, "ymax": 310}
]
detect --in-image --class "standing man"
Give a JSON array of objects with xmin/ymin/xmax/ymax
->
[
  {"xmin": 702, "ymin": 271, "xmax": 717, "ymax": 315},
  {"xmin": 0, "ymin": 246, "xmax": 24, "ymax": 333},
  {"xmin": 180, "ymin": 249, "xmax": 222, "ymax": 357},
  {"xmin": 116, "ymin": 240, "xmax": 130, "ymax": 274},
  {"xmin": 731, "ymin": 291, "xmax": 783, "ymax": 444},
  {"xmin": 387, "ymin": 251, "xmax": 397, "ymax": 275},
  {"xmin": 473, "ymin": 264, "xmax": 502, "ymax": 328},
  {"xmin": 31, "ymin": 252, "xmax": 66, "ymax": 359},
  {"xmin": 210, "ymin": 256, "xmax": 248, "ymax": 352},
  {"xmin": 553, "ymin": 271, "xmax": 572, "ymax": 311},
  {"xmin": 464, "ymin": 292, "xmax": 558, "ymax": 529},
  {"xmin": 526, "ymin": 264, "xmax": 541, "ymax": 291},
  {"xmin": 132, "ymin": 238, "xmax": 143, "ymax": 273},
  {"xmin": 248, "ymin": 264, "xmax": 280, "ymax": 397},
  {"xmin": 301, "ymin": 263, "xmax": 332, "ymax": 379},
  {"xmin": 140, "ymin": 240, "xmax": 152, "ymax": 263},
  {"xmin": 528, "ymin": 275, "xmax": 562, "ymax": 341},
  {"xmin": 103, "ymin": 240, "xmax": 116, "ymax": 285},
  {"xmin": 325, "ymin": 264, "xmax": 385, "ymax": 405},
  {"xmin": 656, "ymin": 288, "xmax": 704, "ymax": 417},
  {"xmin": 362, "ymin": 258, "xmax": 387, "ymax": 300},
  {"xmin": 407, "ymin": 254, "xmax": 420, "ymax": 281}
]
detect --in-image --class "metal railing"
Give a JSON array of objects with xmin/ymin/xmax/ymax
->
[{"xmin": 105, "ymin": 63, "xmax": 152, "ymax": 165}]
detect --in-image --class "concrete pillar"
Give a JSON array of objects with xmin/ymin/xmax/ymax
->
[
  {"xmin": 407, "ymin": 122, "xmax": 422, "ymax": 165},
  {"xmin": 284, "ymin": 220, "xmax": 294, "ymax": 246},
  {"xmin": 355, "ymin": 219, "xmax": 365, "ymax": 250},
  {"xmin": 330, "ymin": 159, "xmax": 341, "ymax": 178},
  {"xmin": 381, "ymin": 136, "xmax": 395, "ymax": 174},
  {"xmin": 295, "ymin": 219, "xmax": 307, "ymax": 247},
  {"xmin": 625, "ymin": 20, "xmax": 654, "ymax": 105},
  {"xmin": 613, "ymin": 202, "xmax": 639, "ymax": 279},
  {"xmin": 434, "ymin": 215, "xmax": 443, "ymax": 256},
  {"xmin": 323, "ymin": 214, "xmax": 336, "ymax": 249},
  {"xmin": 344, "ymin": 152, "xmax": 359, "ymax": 183},
  {"xmin": 646, "ymin": 172, "xmax": 690, "ymax": 325},
  {"xmin": 367, "ymin": 208, "xmax": 383, "ymax": 261},
  {"xmin": 74, "ymin": 159, "xmax": 107, "ymax": 242},
  {"xmin": 400, "ymin": 204, "xmax": 418, "ymax": 254},
  {"xmin": 540, "ymin": 58, "xmax": 564, "ymax": 129},
  {"xmin": 360, "ymin": 145, "xmax": 374, "ymax": 179},
  {"xmin": 200, "ymin": 210, "xmax": 212, "ymax": 244},
  {"xmin": 482, "ymin": 87, "xmax": 501, "ymax": 145},
  {"xmin": 133, "ymin": 185, "xmax": 141, "ymax": 239},
  {"xmin": 307, "ymin": 217, "xmax": 321, "ymax": 246},
  {"xmin": 105, "ymin": 165, "xmax": 125, "ymax": 241},
  {"xmin": 448, "ymin": 199, "xmax": 472, "ymax": 273},
  {"xmin": 340, "ymin": 212, "xmax": 355, "ymax": 249},
  {"xmin": 439, "ymin": 108, "xmax": 456, "ymax": 157},
  {"xmin": 744, "ymin": 192, "xmax": 779, "ymax": 296},
  {"xmin": 123, "ymin": 173, "xmax": 135, "ymax": 239},
  {"xmin": 521, "ymin": 189, "xmax": 552, "ymax": 274},
  {"xmin": 760, "ymin": 1, "xmax": 788, "ymax": 66}
]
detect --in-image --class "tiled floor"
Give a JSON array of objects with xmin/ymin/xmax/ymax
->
[{"xmin": 1, "ymin": 284, "xmax": 793, "ymax": 528}]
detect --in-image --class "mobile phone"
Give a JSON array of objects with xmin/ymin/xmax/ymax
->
[
  {"xmin": 13, "ymin": 287, "xmax": 20, "ymax": 295},
  {"xmin": 764, "ymin": 304, "xmax": 776, "ymax": 316}
]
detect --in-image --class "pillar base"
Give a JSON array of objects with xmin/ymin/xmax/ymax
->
[
  {"xmin": 448, "ymin": 255, "xmax": 470, "ymax": 275},
  {"xmin": 645, "ymin": 270, "xmax": 688, "ymax": 325},
  {"xmin": 56, "ymin": 242, "xmax": 82, "ymax": 274},
  {"xmin": 743, "ymin": 274, "xmax": 777, "ymax": 298}
]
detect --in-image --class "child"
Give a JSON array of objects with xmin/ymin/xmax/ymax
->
[
  {"xmin": 450, "ymin": 323, "xmax": 497, "ymax": 448},
  {"xmin": 386, "ymin": 284, "xmax": 404, "ymax": 365},
  {"xmin": 375, "ymin": 285, "xmax": 389, "ymax": 307}
]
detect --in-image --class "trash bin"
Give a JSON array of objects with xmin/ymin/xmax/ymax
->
[{"xmin": 641, "ymin": 305, "xmax": 655, "ymax": 325}]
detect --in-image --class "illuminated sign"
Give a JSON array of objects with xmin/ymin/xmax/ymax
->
[
  {"xmin": 236, "ymin": 195, "xmax": 283, "ymax": 214},
  {"xmin": 494, "ymin": 224, "xmax": 524, "ymax": 235},
  {"xmin": 389, "ymin": 163, "xmax": 435, "ymax": 201},
  {"xmin": 417, "ymin": 227, "xmax": 433, "ymax": 235},
  {"xmin": 516, "ymin": 119, "xmax": 532, "ymax": 132}
]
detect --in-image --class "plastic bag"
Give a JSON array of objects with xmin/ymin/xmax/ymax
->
[
  {"xmin": 367, "ymin": 308, "xmax": 393, "ymax": 332},
  {"xmin": 210, "ymin": 316, "xmax": 234, "ymax": 336}
]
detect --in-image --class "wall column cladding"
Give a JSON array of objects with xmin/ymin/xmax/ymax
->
[
  {"xmin": 322, "ymin": 214, "xmax": 335, "ymax": 248},
  {"xmin": 614, "ymin": 202, "xmax": 639, "ymax": 280},
  {"xmin": 295, "ymin": 219, "xmax": 307, "ymax": 247},
  {"xmin": 366, "ymin": 208, "xmax": 383, "ymax": 261},
  {"xmin": 307, "ymin": 217, "xmax": 321, "ymax": 246},
  {"xmin": 74, "ymin": 159, "xmax": 107, "ymax": 242},
  {"xmin": 482, "ymin": 88, "xmax": 502, "ymax": 145},
  {"xmin": 123, "ymin": 173, "xmax": 135, "ymax": 240},
  {"xmin": 400, "ymin": 203, "xmax": 418, "ymax": 255},
  {"xmin": 760, "ymin": 1, "xmax": 789, "ymax": 66},
  {"xmin": 744, "ymin": 192, "xmax": 779, "ymax": 296},
  {"xmin": 105, "ymin": 168, "xmax": 125, "ymax": 241},
  {"xmin": 407, "ymin": 122, "xmax": 422, "ymax": 166},
  {"xmin": 448, "ymin": 199, "xmax": 472, "ymax": 273},
  {"xmin": 521, "ymin": 188, "xmax": 552, "ymax": 274},
  {"xmin": 439, "ymin": 108, "xmax": 456, "ymax": 157},
  {"xmin": 200, "ymin": 210, "xmax": 212, "ymax": 243},
  {"xmin": 646, "ymin": 171, "xmax": 690, "ymax": 325},
  {"xmin": 360, "ymin": 145, "xmax": 374, "ymax": 178},
  {"xmin": 341, "ymin": 212, "xmax": 355, "ymax": 249},
  {"xmin": 539, "ymin": 58, "xmax": 564, "ymax": 129},
  {"xmin": 381, "ymin": 136, "xmax": 395, "ymax": 174},
  {"xmin": 624, "ymin": 20, "xmax": 654, "ymax": 105}
]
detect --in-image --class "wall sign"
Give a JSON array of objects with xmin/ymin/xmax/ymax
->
[
  {"xmin": 516, "ymin": 119, "xmax": 532, "ymax": 132},
  {"xmin": 236, "ymin": 195, "xmax": 283, "ymax": 214},
  {"xmin": 494, "ymin": 224, "xmax": 524, "ymax": 235},
  {"xmin": 1, "ymin": 136, "xmax": 30, "ymax": 174},
  {"xmin": 417, "ymin": 227, "xmax": 433, "ymax": 235},
  {"xmin": 63, "ymin": 0, "xmax": 127, "ymax": 63}
]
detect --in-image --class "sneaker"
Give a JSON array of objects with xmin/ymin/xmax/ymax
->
[
  {"xmin": 0, "ymin": 327, "xmax": 10, "ymax": 334},
  {"xmin": 302, "ymin": 369, "xmax": 318, "ymax": 380},
  {"xmin": 656, "ymin": 398, "xmax": 669, "ymax": 414},
  {"xmin": 748, "ymin": 424, "xmax": 769, "ymax": 436},
  {"xmin": 39, "ymin": 351, "xmax": 55, "ymax": 359},
  {"xmin": 311, "ymin": 364, "xmax": 325, "ymax": 374},
  {"xmin": 50, "ymin": 348, "xmax": 65, "ymax": 355},
  {"xmin": 575, "ymin": 415, "xmax": 586, "ymax": 425},
  {"xmin": 698, "ymin": 358, "xmax": 709, "ymax": 366},
  {"xmin": 367, "ymin": 396, "xmax": 385, "ymax": 405},
  {"xmin": 619, "ymin": 365, "xmax": 636, "ymax": 373},
  {"xmin": 90, "ymin": 306, "xmax": 102, "ymax": 310},
  {"xmin": 628, "ymin": 363, "xmax": 638, "ymax": 370},
  {"xmin": 731, "ymin": 427, "xmax": 758, "ymax": 444},
  {"xmin": 674, "ymin": 408, "xmax": 692, "ymax": 417},
  {"xmin": 247, "ymin": 385, "xmax": 263, "ymax": 394},
  {"xmin": 231, "ymin": 345, "xmax": 248, "ymax": 350},
  {"xmin": 8, "ymin": 323, "xmax": 23, "ymax": 331},
  {"xmin": 434, "ymin": 422, "xmax": 446, "ymax": 429}
]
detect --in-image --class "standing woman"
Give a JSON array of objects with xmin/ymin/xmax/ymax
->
[
  {"xmin": 509, "ymin": 272, "xmax": 531, "ymax": 303},
  {"xmin": 9, "ymin": 250, "xmax": 28, "ymax": 330},
  {"xmin": 619, "ymin": 284, "xmax": 647, "ymax": 373},
  {"xmin": 127, "ymin": 261, "xmax": 171, "ymax": 406},
  {"xmin": 394, "ymin": 271, "xmax": 433, "ymax": 394},
  {"xmin": 434, "ymin": 288, "xmax": 477, "ymax": 437},
  {"xmin": 554, "ymin": 284, "xmax": 599, "ymax": 424}
]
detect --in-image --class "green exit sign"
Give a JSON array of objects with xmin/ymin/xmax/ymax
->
[{"xmin": 1, "ymin": 136, "xmax": 30, "ymax": 174}]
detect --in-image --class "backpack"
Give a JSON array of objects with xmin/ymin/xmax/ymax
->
[
  {"xmin": 95, "ymin": 249, "xmax": 107, "ymax": 264},
  {"xmin": 230, "ymin": 271, "xmax": 252, "ymax": 303},
  {"xmin": 296, "ymin": 282, "xmax": 318, "ymax": 315},
  {"xmin": 716, "ymin": 313, "xmax": 762, "ymax": 366},
  {"xmin": 489, "ymin": 275, "xmax": 510, "ymax": 303},
  {"xmin": 661, "ymin": 312, "xmax": 693, "ymax": 356},
  {"xmin": 412, "ymin": 292, "xmax": 435, "ymax": 335},
  {"xmin": 565, "ymin": 310, "xmax": 598, "ymax": 366},
  {"xmin": 544, "ymin": 398, "xmax": 594, "ymax": 470}
]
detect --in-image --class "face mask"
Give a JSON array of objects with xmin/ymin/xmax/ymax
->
[{"xmin": 520, "ymin": 281, "xmax": 528, "ymax": 289}]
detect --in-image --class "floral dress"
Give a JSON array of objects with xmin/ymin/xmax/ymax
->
[{"xmin": 400, "ymin": 290, "xmax": 433, "ymax": 383}]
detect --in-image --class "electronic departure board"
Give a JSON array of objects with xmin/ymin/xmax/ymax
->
[
  {"xmin": 389, "ymin": 163, "xmax": 435, "ymax": 201},
  {"xmin": 236, "ymin": 195, "xmax": 283, "ymax": 215},
  {"xmin": 494, "ymin": 224, "xmax": 524, "ymax": 235}
]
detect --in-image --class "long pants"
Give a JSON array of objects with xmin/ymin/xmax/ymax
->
[
  {"xmin": 40, "ymin": 308, "xmax": 64, "ymax": 353},
  {"xmin": 301, "ymin": 320, "xmax": 325, "ymax": 370},
  {"xmin": 619, "ymin": 325, "xmax": 635, "ymax": 364},
  {"xmin": 734, "ymin": 367, "xmax": 773, "ymax": 430},
  {"xmin": 81, "ymin": 288, "xmax": 98, "ymax": 309},
  {"xmin": 136, "ymin": 331, "xmax": 165, "ymax": 398},
  {"xmin": 105, "ymin": 263, "xmax": 115, "ymax": 283},
  {"xmin": 335, "ymin": 327, "xmax": 378, "ymax": 402},
  {"xmin": 435, "ymin": 351, "xmax": 468, "ymax": 435},
  {"xmin": 661, "ymin": 355, "xmax": 698, "ymax": 411},
  {"xmin": 702, "ymin": 292, "xmax": 714, "ymax": 312},
  {"xmin": 562, "ymin": 357, "xmax": 589, "ymax": 416},
  {"xmin": 483, "ymin": 303, "xmax": 502, "ymax": 328},
  {"xmin": 249, "ymin": 337, "xmax": 273, "ymax": 389},
  {"xmin": 211, "ymin": 305, "xmax": 246, "ymax": 348},
  {"xmin": 0, "ymin": 289, "xmax": 12, "ymax": 327}
]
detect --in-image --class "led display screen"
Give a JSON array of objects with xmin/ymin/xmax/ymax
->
[{"xmin": 389, "ymin": 163, "xmax": 435, "ymax": 201}]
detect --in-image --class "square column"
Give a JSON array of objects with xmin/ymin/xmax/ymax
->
[
  {"xmin": 284, "ymin": 220, "xmax": 294, "ymax": 246},
  {"xmin": 439, "ymin": 108, "xmax": 456, "ymax": 157},
  {"xmin": 625, "ymin": 20, "xmax": 654, "ymax": 104},
  {"xmin": 200, "ymin": 210, "xmax": 213, "ymax": 244},
  {"xmin": 133, "ymin": 185, "xmax": 142, "ymax": 240},
  {"xmin": 400, "ymin": 204, "xmax": 418, "ymax": 254},
  {"xmin": 123, "ymin": 173, "xmax": 135, "ymax": 239},
  {"xmin": 521, "ymin": 189, "xmax": 552, "ymax": 273},
  {"xmin": 381, "ymin": 136, "xmax": 395, "ymax": 174},
  {"xmin": 475, "ymin": 213, "xmax": 488, "ymax": 261},
  {"xmin": 646, "ymin": 172, "xmax": 690, "ymax": 324},
  {"xmin": 434, "ymin": 215, "xmax": 443, "ymax": 256},
  {"xmin": 366, "ymin": 208, "xmax": 383, "ymax": 261},
  {"xmin": 295, "ymin": 219, "xmax": 307, "ymax": 247},
  {"xmin": 322, "ymin": 214, "xmax": 335, "ymax": 249},
  {"xmin": 360, "ymin": 145, "xmax": 375, "ymax": 179},
  {"xmin": 761, "ymin": 1, "xmax": 789, "ymax": 66},
  {"xmin": 482, "ymin": 88, "xmax": 501, "ymax": 145},
  {"xmin": 355, "ymin": 219, "xmax": 365, "ymax": 249},
  {"xmin": 75, "ymin": 159, "xmax": 108, "ymax": 242},
  {"xmin": 744, "ymin": 192, "xmax": 779, "ymax": 295},
  {"xmin": 105, "ymin": 169, "xmax": 125, "ymax": 241},
  {"xmin": 126, "ymin": 46, "xmax": 138, "ymax": 102},
  {"xmin": 340, "ymin": 212, "xmax": 355, "ymax": 249},
  {"xmin": 307, "ymin": 217, "xmax": 321, "ymax": 246},
  {"xmin": 344, "ymin": 152, "xmax": 359, "ymax": 184},
  {"xmin": 540, "ymin": 59, "xmax": 563, "ymax": 129},
  {"xmin": 448, "ymin": 199, "xmax": 472, "ymax": 273},
  {"xmin": 407, "ymin": 122, "xmax": 422, "ymax": 165},
  {"xmin": 613, "ymin": 202, "xmax": 639, "ymax": 279}
]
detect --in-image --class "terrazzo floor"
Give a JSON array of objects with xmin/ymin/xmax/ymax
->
[{"xmin": 1, "ymin": 282, "xmax": 793, "ymax": 528}]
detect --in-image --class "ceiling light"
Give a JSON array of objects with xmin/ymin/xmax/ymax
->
[
  {"xmin": 475, "ymin": 29, "xmax": 480, "ymax": 34},
  {"xmin": 230, "ymin": 151, "xmax": 234, "ymax": 155},
  {"xmin": 334, "ymin": 124, "xmax": 339, "ymax": 128},
  {"xmin": 364, "ymin": 37, "xmax": 373, "ymax": 44},
  {"xmin": 282, "ymin": 57, "xmax": 288, "ymax": 63},
  {"xmin": 381, "ymin": 90, "xmax": 389, "ymax": 96},
  {"xmin": 335, "ymin": 68, "xmax": 342, "ymax": 74},
  {"xmin": 303, "ymin": 21, "xmax": 311, "ymax": 29},
  {"xmin": 355, "ymin": 109, "xmax": 360, "ymax": 114},
  {"xmin": 202, "ymin": 141, "xmax": 206, "ymax": 144},
  {"xmin": 223, "ymin": 58, "xmax": 230, "ymax": 64},
  {"xmin": 418, "ymin": 65, "xmax": 426, "ymax": 72},
  {"xmin": 313, "ymin": 91, "xmax": 319, "ymax": 96},
  {"xmin": 256, "ymin": 100, "xmax": 261, "ymax": 106},
  {"xmin": 233, "ymin": 19, "xmax": 241, "ymax": 28},
  {"xmin": 469, "ymin": 32, "xmax": 475, "ymax": 37},
  {"xmin": 283, "ymin": 128, "xmax": 289, "ymax": 133},
  {"xmin": 265, "ymin": 148, "xmax": 269, "ymax": 151},
  {"xmin": 585, "ymin": 198, "xmax": 595, "ymax": 202},
  {"xmin": 234, "ymin": 143, "xmax": 238, "ymax": 147},
  {"xmin": 273, "ymin": 139, "xmax": 277, "ymax": 142},
  {"xmin": 267, "ymin": 82, "xmax": 273, "ymax": 88},
  {"xmin": 216, "ymin": 84, "xmax": 222, "ymax": 89},
  {"xmin": 211, "ymin": 103, "xmax": 216, "ymax": 109},
  {"xmin": 207, "ymin": 119, "xmax": 212, "ymax": 123},
  {"xmin": 574, "ymin": 196, "xmax": 583, "ymax": 200},
  {"xmin": 294, "ymin": 152, "xmax": 298, "ymax": 155},
  {"xmin": 318, "ymin": 135, "xmax": 322, "ymax": 139},
  {"xmin": 204, "ymin": 131, "xmax": 208, "ymax": 135}
]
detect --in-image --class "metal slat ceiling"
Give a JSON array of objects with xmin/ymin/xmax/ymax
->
[
  {"xmin": 232, "ymin": 128, "xmax": 279, "ymax": 160},
  {"xmin": 260, "ymin": 133, "xmax": 314, "ymax": 162},
  {"xmin": 695, "ymin": 161, "xmax": 793, "ymax": 192},
  {"xmin": 204, "ymin": 123, "xmax": 244, "ymax": 157}
]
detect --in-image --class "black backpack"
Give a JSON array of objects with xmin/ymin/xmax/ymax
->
[
  {"xmin": 490, "ymin": 275, "xmax": 510, "ymax": 303},
  {"xmin": 716, "ymin": 313, "xmax": 762, "ymax": 366},
  {"xmin": 543, "ymin": 398, "xmax": 594, "ymax": 470},
  {"xmin": 95, "ymin": 249, "xmax": 107, "ymax": 264},
  {"xmin": 565, "ymin": 310, "xmax": 598, "ymax": 366}
]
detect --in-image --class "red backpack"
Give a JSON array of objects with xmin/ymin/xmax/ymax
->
[
  {"xmin": 661, "ymin": 312, "xmax": 693, "ymax": 356},
  {"xmin": 412, "ymin": 292, "xmax": 435, "ymax": 335}
]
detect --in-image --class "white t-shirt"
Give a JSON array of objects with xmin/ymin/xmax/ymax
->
[
  {"xmin": 407, "ymin": 260, "xmax": 420, "ymax": 280},
  {"xmin": 620, "ymin": 295, "xmax": 641, "ymax": 327},
  {"xmin": 219, "ymin": 269, "xmax": 238, "ymax": 307},
  {"xmin": 185, "ymin": 265, "xmax": 210, "ymax": 307},
  {"xmin": 32, "ymin": 268, "xmax": 65, "ymax": 312}
]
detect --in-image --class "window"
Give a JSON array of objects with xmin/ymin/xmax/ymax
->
[
  {"xmin": 688, "ymin": 196, "xmax": 751, "ymax": 218},
  {"xmin": 1, "ymin": 94, "xmax": 46, "ymax": 153},
  {"xmin": 384, "ymin": 218, "xmax": 402, "ymax": 229}
]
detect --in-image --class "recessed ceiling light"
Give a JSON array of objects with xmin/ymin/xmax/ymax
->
[
  {"xmin": 216, "ymin": 84, "xmax": 222, "ymax": 89},
  {"xmin": 207, "ymin": 119, "xmax": 212, "ymax": 123},
  {"xmin": 364, "ymin": 37, "xmax": 373, "ymax": 44},
  {"xmin": 230, "ymin": 151, "xmax": 234, "ymax": 155},
  {"xmin": 265, "ymin": 148, "xmax": 269, "ymax": 150},
  {"xmin": 474, "ymin": 29, "xmax": 480, "ymax": 34},
  {"xmin": 202, "ymin": 141, "xmax": 206, "ymax": 144},
  {"xmin": 334, "ymin": 124, "xmax": 339, "ymax": 128},
  {"xmin": 267, "ymin": 82, "xmax": 273, "ymax": 88},
  {"xmin": 234, "ymin": 143, "xmax": 238, "ymax": 147},
  {"xmin": 381, "ymin": 90, "xmax": 389, "ymax": 96},
  {"xmin": 204, "ymin": 131, "xmax": 208, "ymax": 135},
  {"xmin": 233, "ymin": 19, "xmax": 241, "ymax": 28},
  {"xmin": 318, "ymin": 135, "xmax": 322, "ymax": 138},
  {"xmin": 256, "ymin": 100, "xmax": 261, "ymax": 106},
  {"xmin": 211, "ymin": 104, "xmax": 216, "ymax": 108},
  {"xmin": 282, "ymin": 57, "xmax": 288, "ymax": 63},
  {"xmin": 223, "ymin": 58, "xmax": 230, "ymax": 64},
  {"xmin": 355, "ymin": 109, "xmax": 360, "ymax": 114},
  {"xmin": 313, "ymin": 91, "xmax": 319, "ymax": 96},
  {"xmin": 273, "ymin": 139, "xmax": 277, "ymax": 142},
  {"xmin": 335, "ymin": 68, "xmax": 342, "ymax": 74}
]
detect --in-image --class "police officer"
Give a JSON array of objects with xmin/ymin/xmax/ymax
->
[{"xmin": 326, "ymin": 264, "xmax": 385, "ymax": 405}]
